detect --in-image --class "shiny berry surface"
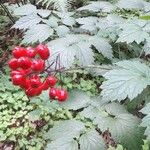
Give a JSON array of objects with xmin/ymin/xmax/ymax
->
[
  {"xmin": 31, "ymin": 59, "xmax": 45, "ymax": 72},
  {"xmin": 12, "ymin": 74, "xmax": 25, "ymax": 86},
  {"xmin": 12, "ymin": 47, "xmax": 27, "ymax": 58},
  {"xmin": 18, "ymin": 57, "xmax": 32, "ymax": 69},
  {"xmin": 49, "ymin": 88, "xmax": 58, "ymax": 99},
  {"xmin": 8, "ymin": 58, "xmax": 18, "ymax": 70},
  {"xmin": 36, "ymin": 44, "xmax": 50, "ymax": 60},
  {"xmin": 26, "ymin": 47, "xmax": 37, "ymax": 58},
  {"xmin": 57, "ymin": 89, "xmax": 68, "ymax": 102},
  {"xmin": 46, "ymin": 76, "xmax": 57, "ymax": 87},
  {"xmin": 29, "ymin": 75, "xmax": 41, "ymax": 88}
]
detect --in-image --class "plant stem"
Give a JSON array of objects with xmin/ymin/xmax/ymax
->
[{"xmin": 0, "ymin": 1, "xmax": 15, "ymax": 23}]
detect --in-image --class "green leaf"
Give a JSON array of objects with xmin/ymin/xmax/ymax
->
[
  {"xmin": 140, "ymin": 103, "xmax": 150, "ymax": 140},
  {"xmin": 80, "ymin": 102, "xmax": 144, "ymax": 150},
  {"xmin": 22, "ymin": 24, "xmax": 54, "ymax": 44},
  {"xmin": 28, "ymin": 109, "xmax": 41, "ymax": 121},
  {"xmin": 12, "ymin": 14, "xmax": 41, "ymax": 30},
  {"xmin": 79, "ymin": 129, "xmax": 106, "ymax": 150},
  {"xmin": 117, "ymin": 0, "xmax": 145, "ymax": 10},
  {"xmin": 13, "ymin": 4, "xmax": 37, "ymax": 16},
  {"xmin": 45, "ymin": 120, "xmax": 85, "ymax": 140},
  {"xmin": 37, "ymin": 9, "xmax": 51, "ymax": 18},
  {"xmin": 48, "ymin": 34, "xmax": 112, "ymax": 68},
  {"xmin": 61, "ymin": 90, "xmax": 90, "ymax": 110},
  {"xmin": 143, "ymin": 38, "xmax": 150, "ymax": 55},
  {"xmin": 101, "ymin": 60, "xmax": 150, "ymax": 101},
  {"xmin": 140, "ymin": 15, "xmax": 150, "ymax": 20},
  {"xmin": 76, "ymin": 17, "xmax": 100, "ymax": 32},
  {"xmin": 47, "ymin": 34, "xmax": 94, "ymax": 68},
  {"xmin": 117, "ymin": 19, "xmax": 150, "ymax": 44},
  {"xmin": 90, "ymin": 36, "xmax": 113, "ymax": 59},
  {"xmin": 46, "ymin": 139, "xmax": 78, "ymax": 150},
  {"xmin": 56, "ymin": 25, "xmax": 70, "ymax": 37},
  {"xmin": 78, "ymin": 1, "xmax": 115, "ymax": 13}
]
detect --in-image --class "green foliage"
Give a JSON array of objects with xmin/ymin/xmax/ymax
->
[
  {"xmin": 2, "ymin": 0, "xmax": 150, "ymax": 149},
  {"xmin": 101, "ymin": 60, "xmax": 150, "ymax": 102}
]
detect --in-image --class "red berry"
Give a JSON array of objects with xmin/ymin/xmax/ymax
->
[
  {"xmin": 36, "ymin": 87, "xmax": 43, "ymax": 96},
  {"xmin": 36, "ymin": 44, "xmax": 50, "ymax": 60},
  {"xmin": 12, "ymin": 46, "xmax": 27, "ymax": 58},
  {"xmin": 56, "ymin": 89, "xmax": 68, "ymax": 102},
  {"xmin": 49, "ymin": 88, "xmax": 58, "ymax": 99},
  {"xmin": 41, "ymin": 81, "xmax": 49, "ymax": 90},
  {"xmin": 25, "ymin": 88, "xmax": 38, "ymax": 97},
  {"xmin": 46, "ymin": 76, "xmax": 57, "ymax": 87},
  {"xmin": 20, "ymin": 78, "xmax": 30, "ymax": 89},
  {"xmin": 12, "ymin": 74, "xmax": 25, "ymax": 86},
  {"xmin": 8, "ymin": 58, "xmax": 18, "ymax": 70},
  {"xmin": 31, "ymin": 59, "xmax": 45, "ymax": 72},
  {"xmin": 10, "ymin": 69, "xmax": 25, "ymax": 77},
  {"xmin": 18, "ymin": 57, "xmax": 32, "ymax": 69},
  {"xmin": 29, "ymin": 75, "xmax": 41, "ymax": 88},
  {"xmin": 26, "ymin": 47, "xmax": 37, "ymax": 58}
]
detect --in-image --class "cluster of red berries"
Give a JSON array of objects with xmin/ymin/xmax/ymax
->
[{"xmin": 8, "ymin": 44, "xmax": 68, "ymax": 102}]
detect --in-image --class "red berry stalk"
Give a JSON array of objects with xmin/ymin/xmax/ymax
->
[{"xmin": 8, "ymin": 44, "xmax": 68, "ymax": 102}]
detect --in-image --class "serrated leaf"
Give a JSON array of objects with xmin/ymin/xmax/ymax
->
[
  {"xmin": 90, "ymin": 36, "xmax": 113, "ymax": 59},
  {"xmin": 37, "ymin": 9, "xmax": 51, "ymax": 18},
  {"xmin": 13, "ymin": 4, "xmax": 37, "ymax": 16},
  {"xmin": 79, "ymin": 129, "xmax": 106, "ymax": 150},
  {"xmin": 140, "ymin": 103, "xmax": 150, "ymax": 140},
  {"xmin": 46, "ymin": 138, "xmax": 78, "ymax": 150},
  {"xmin": 45, "ymin": 120, "xmax": 85, "ymax": 140},
  {"xmin": 22, "ymin": 24, "xmax": 54, "ymax": 44},
  {"xmin": 61, "ymin": 90, "xmax": 90, "ymax": 110},
  {"xmin": 76, "ymin": 17, "xmax": 99, "ymax": 32},
  {"xmin": 94, "ymin": 114, "xmax": 144, "ymax": 150},
  {"xmin": 47, "ymin": 34, "xmax": 94, "ymax": 68},
  {"xmin": 48, "ymin": 34, "xmax": 112, "ymax": 68},
  {"xmin": 117, "ymin": 19, "xmax": 150, "ymax": 44},
  {"xmin": 43, "ymin": 16, "xmax": 59, "ymax": 28},
  {"xmin": 80, "ymin": 102, "xmax": 144, "ymax": 150},
  {"xmin": 143, "ymin": 38, "xmax": 150, "ymax": 55},
  {"xmin": 78, "ymin": 1, "xmax": 115, "ymax": 13},
  {"xmin": 117, "ymin": 0, "xmax": 145, "ymax": 10},
  {"xmin": 12, "ymin": 14, "xmax": 41, "ymax": 30},
  {"xmin": 101, "ymin": 60, "xmax": 150, "ymax": 101},
  {"xmin": 62, "ymin": 16, "xmax": 75, "ymax": 26},
  {"xmin": 56, "ymin": 25, "xmax": 70, "ymax": 37}
]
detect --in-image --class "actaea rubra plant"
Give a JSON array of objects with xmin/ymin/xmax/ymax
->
[{"xmin": 8, "ymin": 44, "xmax": 68, "ymax": 102}]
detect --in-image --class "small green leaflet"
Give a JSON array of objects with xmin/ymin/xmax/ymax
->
[
  {"xmin": 78, "ymin": 1, "xmax": 115, "ymax": 13},
  {"xmin": 79, "ymin": 129, "xmax": 106, "ymax": 150},
  {"xmin": 101, "ymin": 60, "xmax": 150, "ymax": 101},
  {"xmin": 22, "ymin": 24, "xmax": 54, "ymax": 44},
  {"xmin": 28, "ymin": 109, "xmax": 41, "ymax": 122}
]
